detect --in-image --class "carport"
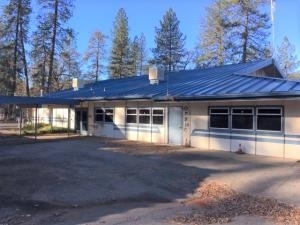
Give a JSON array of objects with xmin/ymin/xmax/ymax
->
[{"xmin": 0, "ymin": 96, "xmax": 80, "ymax": 140}]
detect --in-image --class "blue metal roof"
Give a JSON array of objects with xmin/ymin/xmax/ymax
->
[
  {"xmin": 48, "ymin": 59, "xmax": 300, "ymax": 101},
  {"xmin": 0, "ymin": 96, "xmax": 79, "ymax": 106}
]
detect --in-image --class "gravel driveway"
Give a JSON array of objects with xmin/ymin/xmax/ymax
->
[{"xmin": 0, "ymin": 137, "xmax": 299, "ymax": 225}]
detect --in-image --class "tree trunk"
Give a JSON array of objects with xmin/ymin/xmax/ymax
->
[
  {"xmin": 20, "ymin": 19, "xmax": 30, "ymax": 96},
  {"xmin": 12, "ymin": 0, "xmax": 21, "ymax": 96},
  {"xmin": 47, "ymin": 0, "xmax": 59, "ymax": 93}
]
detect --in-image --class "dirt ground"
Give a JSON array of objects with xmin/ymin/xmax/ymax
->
[{"xmin": 0, "ymin": 127, "xmax": 300, "ymax": 224}]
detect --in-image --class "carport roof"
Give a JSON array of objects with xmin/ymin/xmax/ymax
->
[{"xmin": 0, "ymin": 96, "xmax": 79, "ymax": 107}]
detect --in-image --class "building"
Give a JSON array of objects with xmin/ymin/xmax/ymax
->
[{"xmin": 41, "ymin": 59, "xmax": 300, "ymax": 159}]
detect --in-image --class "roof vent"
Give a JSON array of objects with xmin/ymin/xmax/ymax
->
[
  {"xmin": 72, "ymin": 78, "xmax": 86, "ymax": 91},
  {"xmin": 149, "ymin": 66, "xmax": 164, "ymax": 84}
]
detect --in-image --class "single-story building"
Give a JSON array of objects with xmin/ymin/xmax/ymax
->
[{"xmin": 4, "ymin": 59, "xmax": 300, "ymax": 159}]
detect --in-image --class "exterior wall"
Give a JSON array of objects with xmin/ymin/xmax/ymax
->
[
  {"xmin": 87, "ymin": 101, "xmax": 168, "ymax": 144},
  {"xmin": 35, "ymin": 107, "xmax": 75, "ymax": 129},
  {"xmin": 190, "ymin": 99, "xmax": 300, "ymax": 159}
]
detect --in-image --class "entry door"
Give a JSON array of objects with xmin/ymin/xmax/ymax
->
[
  {"xmin": 168, "ymin": 107, "xmax": 183, "ymax": 145},
  {"xmin": 75, "ymin": 108, "xmax": 88, "ymax": 135}
]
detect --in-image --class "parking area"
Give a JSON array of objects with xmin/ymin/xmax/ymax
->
[{"xmin": 0, "ymin": 136, "xmax": 299, "ymax": 224}]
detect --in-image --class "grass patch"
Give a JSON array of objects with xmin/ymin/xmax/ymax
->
[{"xmin": 22, "ymin": 123, "xmax": 75, "ymax": 135}]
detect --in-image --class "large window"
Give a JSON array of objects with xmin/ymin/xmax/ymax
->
[
  {"xmin": 94, "ymin": 108, "xmax": 114, "ymax": 122},
  {"xmin": 152, "ymin": 109, "xmax": 164, "ymax": 125},
  {"xmin": 209, "ymin": 108, "xmax": 229, "ymax": 129},
  {"xmin": 94, "ymin": 108, "xmax": 104, "ymax": 122},
  {"xmin": 126, "ymin": 108, "xmax": 137, "ymax": 123},
  {"xmin": 104, "ymin": 109, "xmax": 114, "ymax": 122},
  {"xmin": 139, "ymin": 108, "xmax": 150, "ymax": 124},
  {"xmin": 231, "ymin": 108, "xmax": 254, "ymax": 130},
  {"xmin": 257, "ymin": 107, "xmax": 282, "ymax": 131}
]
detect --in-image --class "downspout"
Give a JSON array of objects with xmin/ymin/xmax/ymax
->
[
  {"xmin": 19, "ymin": 106, "xmax": 22, "ymax": 136},
  {"xmin": 35, "ymin": 105, "xmax": 38, "ymax": 141},
  {"xmin": 67, "ymin": 105, "xmax": 71, "ymax": 137}
]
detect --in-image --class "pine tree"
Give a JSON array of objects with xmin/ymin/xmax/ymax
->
[
  {"xmin": 196, "ymin": 0, "xmax": 233, "ymax": 68},
  {"xmin": 109, "ymin": 8, "xmax": 130, "ymax": 79},
  {"xmin": 229, "ymin": 0, "xmax": 271, "ymax": 63},
  {"xmin": 138, "ymin": 33, "xmax": 147, "ymax": 75},
  {"xmin": 0, "ymin": 0, "xmax": 31, "ymax": 96},
  {"xmin": 152, "ymin": 8, "xmax": 186, "ymax": 72},
  {"xmin": 197, "ymin": 0, "xmax": 271, "ymax": 67},
  {"xmin": 56, "ymin": 29, "xmax": 81, "ymax": 89},
  {"xmin": 276, "ymin": 36, "xmax": 300, "ymax": 77},
  {"xmin": 32, "ymin": 0, "xmax": 74, "ymax": 93},
  {"xmin": 84, "ymin": 31, "xmax": 106, "ymax": 82}
]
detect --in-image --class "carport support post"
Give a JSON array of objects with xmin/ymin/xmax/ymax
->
[
  {"xmin": 35, "ymin": 105, "xmax": 38, "ymax": 141},
  {"xmin": 67, "ymin": 105, "xmax": 71, "ymax": 137},
  {"xmin": 19, "ymin": 107, "xmax": 22, "ymax": 135}
]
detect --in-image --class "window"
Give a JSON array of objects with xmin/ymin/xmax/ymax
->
[
  {"xmin": 209, "ymin": 108, "xmax": 229, "ymax": 129},
  {"xmin": 126, "ymin": 108, "xmax": 137, "ymax": 123},
  {"xmin": 152, "ymin": 109, "xmax": 164, "ymax": 125},
  {"xmin": 104, "ymin": 109, "xmax": 114, "ymax": 122},
  {"xmin": 94, "ymin": 108, "xmax": 104, "ymax": 122},
  {"xmin": 94, "ymin": 108, "xmax": 114, "ymax": 122},
  {"xmin": 232, "ymin": 108, "xmax": 254, "ymax": 130},
  {"xmin": 257, "ymin": 107, "xmax": 282, "ymax": 131},
  {"xmin": 139, "ymin": 108, "xmax": 150, "ymax": 124}
]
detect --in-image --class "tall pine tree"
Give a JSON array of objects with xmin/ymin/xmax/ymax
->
[
  {"xmin": 31, "ymin": 0, "xmax": 74, "ymax": 93},
  {"xmin": 109, "ymin": 8, "xmax": 130, "ymax": 79},
  {"xmin": 276, "ymin": 36, "xmax": 300, "ymax": 77},
  {"xmin": 197, "ymin": 0, "xmax": 271, "ymax": 67},
  {"xmin": 152, "ymin": 8, "xmax": 186, "ymax": 72},
  {"xmin": 230, "ymin": 0, "xmax": 271, "ymax": 63},
  {"xmin": 83, "ymin": 31, "xmax": 106, "ymax": 82},
  {"xmin": 0, "ymin": 0, "xmax": 31, "ymax": 96},
  {"xmin": 196, "ymin": 0, "xmax": 233, "ymax": 68}
]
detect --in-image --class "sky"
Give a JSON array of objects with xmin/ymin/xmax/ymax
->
[{"xmin": 0, "ymin": 0, "xmax": 299, "ymax": 69}]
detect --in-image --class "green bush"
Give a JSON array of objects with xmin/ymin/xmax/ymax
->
[{"xmin": 22, "ymin": 123, "xmax": 74, "ymax": 135}]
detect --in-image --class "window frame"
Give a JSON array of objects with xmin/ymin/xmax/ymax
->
[
  {"xmin": 139, "ymin": 108, "xmax": 151, "ymax": 124},
  {"xmin": 209, "ymin": 107, "xmax": 229, "ymax": 129},
  {"xmin": 256, "ymin": 107, "xmax": 283, "ymax": 132},
  {"xmin": 152, "ymin": 108, "xmax": 164, "ymax": 125},
  {"xmin": 126, "ymin": 108, "xmax": 137, "ymax": 124},
  {"xmin": 94, "ymin": 108, "xmax": 104, "ymax": 122},
  {"xmin": 94, "ymin": 107, "xmax": 114, "ymax": 123},
  {"xmin": 231, "ymin": 107, "xmax": 254, "ymax": 131}
]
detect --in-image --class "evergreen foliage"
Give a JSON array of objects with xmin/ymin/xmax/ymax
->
[
  {"xmin": 84, "ymin": 31, "xmax": 106, "ymax": 81},
  {"xmin": 152, "ymin": 8, "xmax": 186, "ymax": 72},
  {"xmin": 197, "ymin": 0, "xmax": 271, "ymax": 67},
  {"xmin": 276, "ymin": 36, "xmax": 300, "ymax": 77},
  {"xmin": 109, "ymin": 8, "xmax": 130, "ymax": 79}
]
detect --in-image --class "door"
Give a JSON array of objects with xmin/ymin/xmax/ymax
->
[
  {"xmin": 168, "ymin": 107, "xmax": 183, "ymax": 145},
  {"xmin": 75, "ymin": 108, "xmax": 88, "ymax": 135}
]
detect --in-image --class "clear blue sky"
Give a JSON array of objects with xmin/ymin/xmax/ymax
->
[
  {"xmin": 0, "ymin": 0, "xmax": 299, "ymax": 69},
  {"xmin": 68, "ymin": 0, "xmax": 300, "ymax": 64}
]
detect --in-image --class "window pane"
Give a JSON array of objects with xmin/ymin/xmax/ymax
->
[
  {"xmin": 105, "ymin": 114, "xmax": 113, "ymax": 122},
  {"xmin": 95, "ymin": 108, "xmax": 103, "ymax": 114},
  {"xmin": 257, "ymin": 115, "xmax": 281, "ymax": 131},
  {"xmin": 210, "ymin": 108, "xmax": 228, "ymax": 114},
  {"xmin": 258, "ymin": 108, "xmax": 281, "ymax": 115},
  {"xmin": 153, "ymin": 109, "xmax": 163, "ymax": 115},
  {"xmin": 232, "ymin": 115, "xmax": 253, "ymax": 129},
  {"xmin": 232, "ymin": 108, "xmax": 253, "ymax": 114},
  {"xmin": 95, "ymin": 114, "xmax": 103, "ymax": 121},
  {"xmin": 139, "ymin": 109, "xmax": 150, "ymax": 114},
  {"xmin": 210, "ymin": 115, "xmax": 228, "ymax": 128},
  {"xmin": 139, "ymin": 115, "xmax": 150, "ymax": 124},
  {"xmin": 153, "ymin": 116, "xmax": 163, "ymax": 125},
  {"xmin": 126, "ymin": 115, "xmax": 137, "ymax": 123},
  {"xmin": 105, "ymin": 109, "xmax": 113, "ymax": 114},
  {"xmin": 127, "ymin": 109, "xmax": 136, "ymax": 114}
]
